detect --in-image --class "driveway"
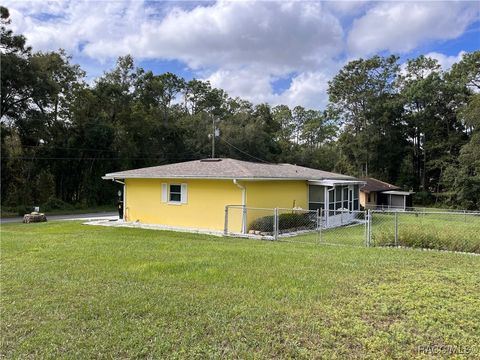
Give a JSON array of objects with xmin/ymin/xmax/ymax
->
[{"xmin": 1, "ymin": 212, "xmax": 118, "ymax": 224}]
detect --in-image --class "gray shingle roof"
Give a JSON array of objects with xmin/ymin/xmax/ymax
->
[
  {"xmin": 360, "ymin": 177, "xmax": 400, "ymax": 193},
  {"xmin": 103, "ymin": 158, "xmax": 357, "ymax": 181}
]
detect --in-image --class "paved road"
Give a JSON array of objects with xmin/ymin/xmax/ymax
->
[{"xmin": 1, "ymin": 212, "xmax": 118, "ymax": 224}]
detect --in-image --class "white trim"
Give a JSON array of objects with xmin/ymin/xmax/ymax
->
[
  {"xmin": 308, "ymin": 179, "xmax": 365, "ymax": 186},
  {"xmin": 103, "ymin": 175, "xmax": 361, "ymax": 182},
  {"xmin": 382, "ymin": 190, "xmax": 413, "ymax": 196},
  {"xmin": 161, "ymin": 183, "xmax": 168, "ymax": 203},
  {"xmin": 181, "ymin": 183, "xmax": 188, "ymax": 204},
  {"xmin": 123, "ymin": 183, "xmax": 126, "ymax": 220}
]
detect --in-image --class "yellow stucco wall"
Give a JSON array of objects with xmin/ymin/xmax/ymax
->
[
  {"xmin": 243, "ymin": 180, "xmax": 308, "ymax": 232},
  {"xmin": 244, "ymin": 180, "xmax": 307, "ymax": 208},
  {"xmin": 360, "ymin": 191, "xmax": 377, "ymax": 209},
  {"xmin": 124, "ymin": 178, "xmax": 308, "ymax": 232},
  {"xmin": 125, "ymin": 179, "xmax": 242, "ymax": 231}
]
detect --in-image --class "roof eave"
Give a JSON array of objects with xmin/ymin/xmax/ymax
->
[{"xmin": 102, "ymin": 174, "xmax": 359, "ymax": 181}]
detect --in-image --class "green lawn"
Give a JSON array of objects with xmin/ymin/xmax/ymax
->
[{"xmin": 1, "ymin": 222, "xmax": 480, "ymax": 358}]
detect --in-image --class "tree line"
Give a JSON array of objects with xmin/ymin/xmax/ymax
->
[{"xmin": 1, "ymin": 7, "xmax": 479, "ymax": 211}]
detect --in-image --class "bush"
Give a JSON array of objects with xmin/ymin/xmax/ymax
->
[
  {"xmin": 16, "ymin": 205, "xmax": 33, "ymax": 216},
  {"xmin": 248, "ymin": 215, "xmax": 274, "ymax": 232},
  {"xmin": 413, "ymin": 191, "xmax": 434, "ymax": 206},
  {"xmin": 42, "ymin": 197, "xmax": 74, "ymax": 212},
  {"xmin": 278, "ymin": 213, "xmax": 316, "ymax": 231},
  {"xmin": 248, "ymin": 212, "xmax": 316, "ymax": 233}
]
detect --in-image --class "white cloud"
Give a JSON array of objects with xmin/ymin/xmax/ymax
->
[
  {"xmin": 425, "ymin": 51, "xmax": 466, "ymax": 70},
  {"xmin": 5, "ymin": 0, "xmax": 345, "ymax": 108},
  {"xmin": 3, "ymin": 1, "xmax": 478, "ymax": 109},
  {"xmin": 87, "ymin": 1, "xmax": 343, "ymax": 73},
  {"xmin": 206, "ymin": 67, "xmax": 334, "ymax": 109},
  {"xmin": 6, "ymin": 0, "xmax": 145, "ymax": 55},
  {"xmin": 206, "ymin": 67, "xmax": 274, "ymax": 103},
  {"xmin": 278, "ymin": 71, "xmax": 331, "ymax": 109},
  {"xmin": 348, "ymin": 1, "xmax": 479, "ymax": 56}
]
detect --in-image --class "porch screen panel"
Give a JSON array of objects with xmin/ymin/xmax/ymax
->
[
  {"xmin": 354, "ymin": 185, "xmax": 359, "ymax": 210},
  {"xmin": 308, "ymin": 185, "xmax": 325, "ymax": 212},
  {"xmin": 335, "ymin": 186, "xmax": 342, "ymax": 210},
  {"xmin": 343, "ymin": 187, "xmax": 349, "ymax": 209},
  {"xmin": 328, "ymin": 189, "xmax": 335, "ymax": 215}
]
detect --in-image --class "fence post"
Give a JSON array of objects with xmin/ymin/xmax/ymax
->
[
  {"xmin": 367, "ymin": 209, "xmax": 372, "ymax": 247},
  {"xmin": 224, "ymin": 205, "xmax": 229, "ymax": 236},
  {"xmin": 316, "ymin": 208, "xmax": 321, "ymax": 243},
  {"xmin": 394, "ymin": 211, "xmax": 398, "ymax": 246},
  {"xmin": 273, "ymin": 208, "xmax": 279, "ymax": 240},
  {"xmin": 364, "ymin": 210, "xmax": 367, "ymax": 246}
]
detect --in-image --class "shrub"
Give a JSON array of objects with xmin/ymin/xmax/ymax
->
[
  {"xmin": 413, "ymin": 191, "xmax": 434, "ymax": 206},
  {"xmin": 42, "ymin": 197, "xmax": 73, "ymax": 212},
  {"xmin": 16, "ymin": 205, "xmax": 33, "ymax": 216},
  {"xmin": 248, "ymin": 215, "xmax": 274, "ymax": 233},
  {"xmin": 278, "ymin": 213, "xmax": 316, "ymax": 231},
  {"xmin": 248, "ymin": 212, "xmax": 316, "ymax": 233}
]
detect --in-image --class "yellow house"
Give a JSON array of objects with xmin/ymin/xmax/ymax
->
[{"xmin": 103, "ymin": 158, "xmax": 363, "ymax": 233}]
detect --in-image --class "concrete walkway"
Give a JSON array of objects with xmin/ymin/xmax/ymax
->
[{"xmin": 84, "ymin": 219, "xmax": 224, "ymax": 237}]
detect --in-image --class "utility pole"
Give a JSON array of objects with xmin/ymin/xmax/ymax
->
[{"xmin": 212, "ymin": 115, "xmax": 215, "ymax": 158}]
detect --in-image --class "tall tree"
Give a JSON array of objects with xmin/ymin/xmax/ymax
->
[{"xmin": 327, "ymin": 55, "xmax": 403, "ymax": 179}]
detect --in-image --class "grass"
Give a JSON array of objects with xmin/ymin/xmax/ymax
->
[
  {"xmin": 372, "ymin": 212, "xmax": 480, "ymax": 253},
  {"xmin": 289, "ymin": 212, "xmax": 480, "ymax": 253},
  {"xmin": 1, "ymin": 222, "xmax": 480, "ymax": 358}
]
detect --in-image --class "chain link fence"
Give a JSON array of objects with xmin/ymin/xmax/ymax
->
[
  {"xmin": 224, "ymin": 206, "xmax": 319, "ymax": 241},
  {"xmin": 369, "ymin": 210, "xmax": 480, "ymax": 253},
  {"xmin": 366, "ymin": 205, "xmax": 480, "ymax": 214},
  {"xmin": 224, "ymin": 206, "xmax": 480, "ymax": 254},
  {"xmin": 319, "ymin": 209, "xmax": 368, "ymax": 247}
]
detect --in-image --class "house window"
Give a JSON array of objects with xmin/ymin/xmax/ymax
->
[
  {"xmin": 169, "ymin": 184, "xmax": 182, "ymax": 203},
  {"xmin": 367, "ymin": 193, "xmax": 371, "ymax": 203},
  {"xmin": 162, "ymin": 183, "xmax": 188, "ymax": 204}
]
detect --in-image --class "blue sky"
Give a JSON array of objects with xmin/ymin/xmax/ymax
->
[{"xmin": 5, "ymin": 0, "xmax": 480, "ymax": 109}]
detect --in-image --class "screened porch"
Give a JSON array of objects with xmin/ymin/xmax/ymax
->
[{"xmin": 308, "ymin": 180, "xmax": 364, "ymax": 228}]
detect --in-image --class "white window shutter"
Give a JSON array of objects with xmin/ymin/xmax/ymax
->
[
  {"xmin": 181, "ymin": 183, "xmax": 188, "ymax": 204},
  {"xmin": 161, "ymin": 183, "xmax": 168, "ymax": 203}
]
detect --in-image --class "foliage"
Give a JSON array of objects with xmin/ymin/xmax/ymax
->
[
  {"xmin": 1, "ymin": 6, "xmax": 479, "ymax": 210},
  {"xmin": 248, "ymin": 215, "xmax": 275, "ymax": 232},
  {"xmin": 248, "ymin": 212, "xmax": 316, "ymax": 233}
]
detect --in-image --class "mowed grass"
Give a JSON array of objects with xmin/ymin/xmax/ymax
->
[{"xmin": 1, "ymin": 222, "xmax": 480, "ymax": 358}]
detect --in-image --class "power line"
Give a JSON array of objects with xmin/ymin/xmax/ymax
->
[
  {"xmin": 2, "ymin": 156, "xmax": 198, "ymax": 161},
  {"xmin": 219, "ymin": 137, "xmax": 270, "ymax": 164},
  {"xmin": 20, "ymin": 144, "xmax": 199, "ymax": 156}
]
